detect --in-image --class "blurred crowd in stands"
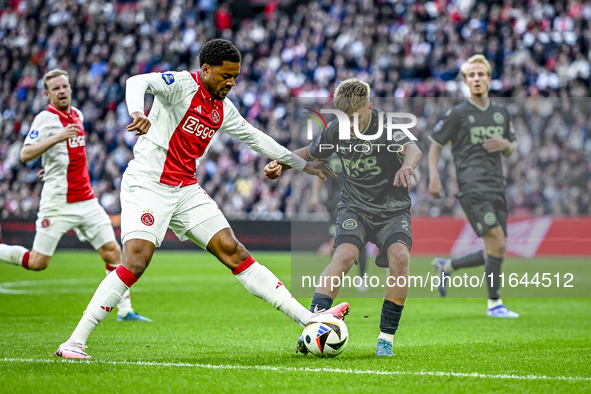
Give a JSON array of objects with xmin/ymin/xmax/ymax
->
[{"xmin": 0, "ymin": 0, "xmax": 590, "ymax": 222}]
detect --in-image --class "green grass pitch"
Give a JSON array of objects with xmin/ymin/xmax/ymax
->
[{"xmin": 0, "ymin": 251, "xmax": 590, "ymax": 393}]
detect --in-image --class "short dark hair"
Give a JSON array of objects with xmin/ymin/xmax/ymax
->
[{"xmin": 199, "ymin": 39, "xmax": 241, "ymax": 67}]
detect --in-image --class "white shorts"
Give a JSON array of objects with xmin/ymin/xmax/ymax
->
[
  {"xmin": 33, "ymin": 198, "xmax": 115, "ymax": 256},
  {"xmin": 120, "ymin": 174, "xmax": 229, "ymax": 248}
]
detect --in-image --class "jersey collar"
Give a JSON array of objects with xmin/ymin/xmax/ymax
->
[
  {"xmin": 350, "ymin": 112, "xmax": 373, "ymax": 139},
  {"xmin": 194, "ymin": 71, "xmax": 216, "ymax": 102},
  {"xmin": 467, "ymin": 98, "xmax": 490, "ymax": 111},
  {"xmin": 47, "ymin": 103, "xmax": 76, "ymax": 121}
]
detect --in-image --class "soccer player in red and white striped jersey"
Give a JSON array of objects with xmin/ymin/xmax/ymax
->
[
  {"xmin": 55, "ymin": 39, "xmax": 347, "ymax": 359},
  {"xmin": 0, "ymin": 69, "xmax": 149, "ymax": 322}
]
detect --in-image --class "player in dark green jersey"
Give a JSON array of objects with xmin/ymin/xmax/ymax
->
[
  {"xmin": 310, "ymin": 154, "xmax": 367, "ymax": 288},
  {"xmin": 428, "ymin": 55, "xmax": 519, "ymax": 318},
  {"xmin": 265, "ymin": 78, "xmax": 422, "ymax": 356}
]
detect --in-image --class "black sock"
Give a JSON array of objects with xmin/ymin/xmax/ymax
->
[
  {"xmin": 379, "ymin": 300, "xmax": 404, "ymax": 335},
  {"xmin": 310, "ymin": 292, "xmax": 333, "ymax": 313},
  {"xmin": 358, "ymin": 247, "xmax": 367, "ymax": 277},
  {"xmin": 451, "ymin": 250, "xmax": 485, "ymax": 271},
  {"xmin": 485, "ymin": 255, "xmax": 503, "ymax": 299}
]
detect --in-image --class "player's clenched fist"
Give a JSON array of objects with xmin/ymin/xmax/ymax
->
[
  {"xmin": 264, "ymin": 160, "xmax": 283, "ymax": 180},
  {"xmin": 127, "ymin": 111, "xmax": 152, "ymax": 136},
  {"xmin": 429, "ymin": 177, "xmax": 443, "ymax": 199}
]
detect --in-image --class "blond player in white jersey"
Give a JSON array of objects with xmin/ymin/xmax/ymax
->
[
  {"xmin": 0, "ymin": 69, "xmax": 149, "ymax": 322},
  {"xmin": 55, "ymin": 39, "xmax": 348, "ymax": 359}
]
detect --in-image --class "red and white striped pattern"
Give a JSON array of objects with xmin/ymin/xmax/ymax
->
[{"xmin": 125, "ymin": 70, "xmax": 305, "ymax": 187}]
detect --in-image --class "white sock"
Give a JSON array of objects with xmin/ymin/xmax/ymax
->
[
  {"xmin": 378, "ymin": 332, "xmax": 394, "ymax": 344},
  {"xmin": 233, "ymin": 257, "xmax": 312, "ymax": 328},
  {"xmin": 443, "ymin": 259, "xmax": 453, "ymax": 274},
  {"xmin": 106, "ymin": 266, "xmax": 133, "ymax": 317},
  {"xmin": 488, "ymin": 298, "xmax": 503, "ymax": 309},
  {"xmin": 0, "ymin": 244, "xmax": 28, "ymax": 266},
  {"xmin": 116, "ymin": 289, "xmax": 133, "ymax": 317},
  {"xmin": 69, "ymin": 266, "xmax": 137, "ymax": 344}
]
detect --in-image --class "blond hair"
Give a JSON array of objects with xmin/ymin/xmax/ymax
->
[
  {"xmin": 460, "ymin": 55, "xmax": 492, "ymax": 78},
  {"xmin": 333, "ymin": 78, "xmax": 370, "ymax": 114},
  {"xmin": 43, "ymin": 69, "xmax": 69, "ymax": 90}
]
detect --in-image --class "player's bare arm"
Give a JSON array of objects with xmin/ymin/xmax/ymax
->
[
  {"xmin": 265, "ymin": 160, "xmax": 335, "ymax": 182},
  {"xmin": 428, "ymin": 143, "xmax": 443, "ymax": 198},
  {"xmin": 303, "ymin": 161, "xmax": 337, "ymax": 181},
  {"xmin": 264, "ymin": 146, "xmax": 336, "ymax": 181},
  {"xmin": 309, "ymin": 176, "xmax": 323, "ymax": 210},
  {"xmin": 394, "ymin": 143, "xmax": 422, "ymax": 187},
  {"xmin": 127, "ymin": 111, "xmax": 152, "ymax": 136},
  {"xmin": 482, "ymin": 136, "xmax": 515, "ymax": 157},
  {"xmin": 20, "ymin": 123, "xmax": 80, "ymax": 162},
  {"xmin": 124, "ymin": 72, "xmax": 170, "ymax": 136},
  {"xmin": 270, "ymin": 146, "xmax": 312, "ymax": 173}
]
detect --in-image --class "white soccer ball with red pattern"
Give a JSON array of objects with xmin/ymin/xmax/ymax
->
[{"xmin": 302, "ymin": 314, "xmax": 349, "ymax": 358}]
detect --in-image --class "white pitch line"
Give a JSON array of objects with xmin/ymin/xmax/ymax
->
[
  {"xmin": 0, "ymin": 358, "xmax": 589, "ymax": 382},
  {"xmin": 0, "ymin": 276, "xmax": 189, "ymax": 295}
]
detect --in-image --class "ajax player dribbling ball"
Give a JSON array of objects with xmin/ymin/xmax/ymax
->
[{"xmin": 54, "ymin": 39, "xmax": 348, "ymax": 360}]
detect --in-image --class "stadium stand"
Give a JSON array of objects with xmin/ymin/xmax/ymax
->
[{"xmin": 0, "ymin": 0, "xmax": 590, "ymax": 222}]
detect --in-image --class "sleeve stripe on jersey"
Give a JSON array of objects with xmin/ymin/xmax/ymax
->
[
  {"xmin": 396, "ymin": 141, "xmax": 415, "ymax": 157},
  {"xmin": 308, "ymin": 145, "xmax": 320, "ymax": 160},
  {"xmin": 428, "ymin": 135, "xmax": 444, "ymax": 147}
]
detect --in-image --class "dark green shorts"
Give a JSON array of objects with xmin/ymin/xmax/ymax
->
[
  {"xmin": 333, "ymin": 207, "xmax": 413, "ymax": 254},
  {"xmin": 457, "ymin": 191, "xmax": 508, "ymax": 237}
]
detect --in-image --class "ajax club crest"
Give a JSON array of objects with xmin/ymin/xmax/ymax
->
[{"xmin": 212, "ymin": 109, "xmax": 220, "ymax": 124}]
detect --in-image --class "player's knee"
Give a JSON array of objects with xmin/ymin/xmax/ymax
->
[
  {"xmin": 99, "ymin": 241, "xmax": 122, "ymax": 265},
  {"xmin": 221, "ymin": 239, "xmax": 250, "ymax": 268},
  {"xmin": 497, "ymin": 240, "xmax": 507, "ymax": 256},
  {"xmin": 229, "ymin": 240, "xmax": 249, "ymax": 259},
  {"xmin": 124, "ymin": 255, "xmax": 149, "ymax": 277},
  {"xmin": 122, "ymin": 241, "xmax": 152, "ymax": 277},
  {"xmin": 336, "ymin": 254, "xmax": 357, "ymax": 272},
  {"xmin": 387, "ymin": 247, "xmax": 410, "ymax": 270},
  {"xmin": 491, "ymin": 235, "xmax": 506, "ymax": 256},
  {"xmin": 333, "ymin": 247, "xmax": 358, "ymax": 270},
  {"xmin": 484, "ymin": 227, "xmax": 507, "ymax": 257}
]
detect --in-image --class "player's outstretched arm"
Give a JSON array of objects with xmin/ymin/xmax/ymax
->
[
  {"xmin": 223, "ymin": 107, "xmax": 309, "ymax": 173},
  {"xmin": 310, "ymin": 175, "xmax": 323, "ymax": 210},
  {"xmin": 21, "ymin": 124, "xmax": 80, "ymax": 163},
  {"xmin": 264, "ymin": 146, "xmax": 336, "ymax": 181},
  {"xmin": 226, "ymin": 100, "xmax": 339, "ymax": 182},
  {"xmin": 303, "ymin": 161, "xmax": 338, "ymax": 181},
  {"xmin": 264, "ymin": 146, "xmax": 311, "ymax": 176},
  {"xmin": 428, "ymin": 143, "xmax": 443, "ymax": 198},
  {"xmin": 394, "ymin": 143, "xmax": 422, "ymax": 187}
]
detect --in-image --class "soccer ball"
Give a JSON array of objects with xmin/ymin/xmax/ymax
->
[{"xmin": 302, "ymin": 314, "xmax": 349, "ymax": 358}]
